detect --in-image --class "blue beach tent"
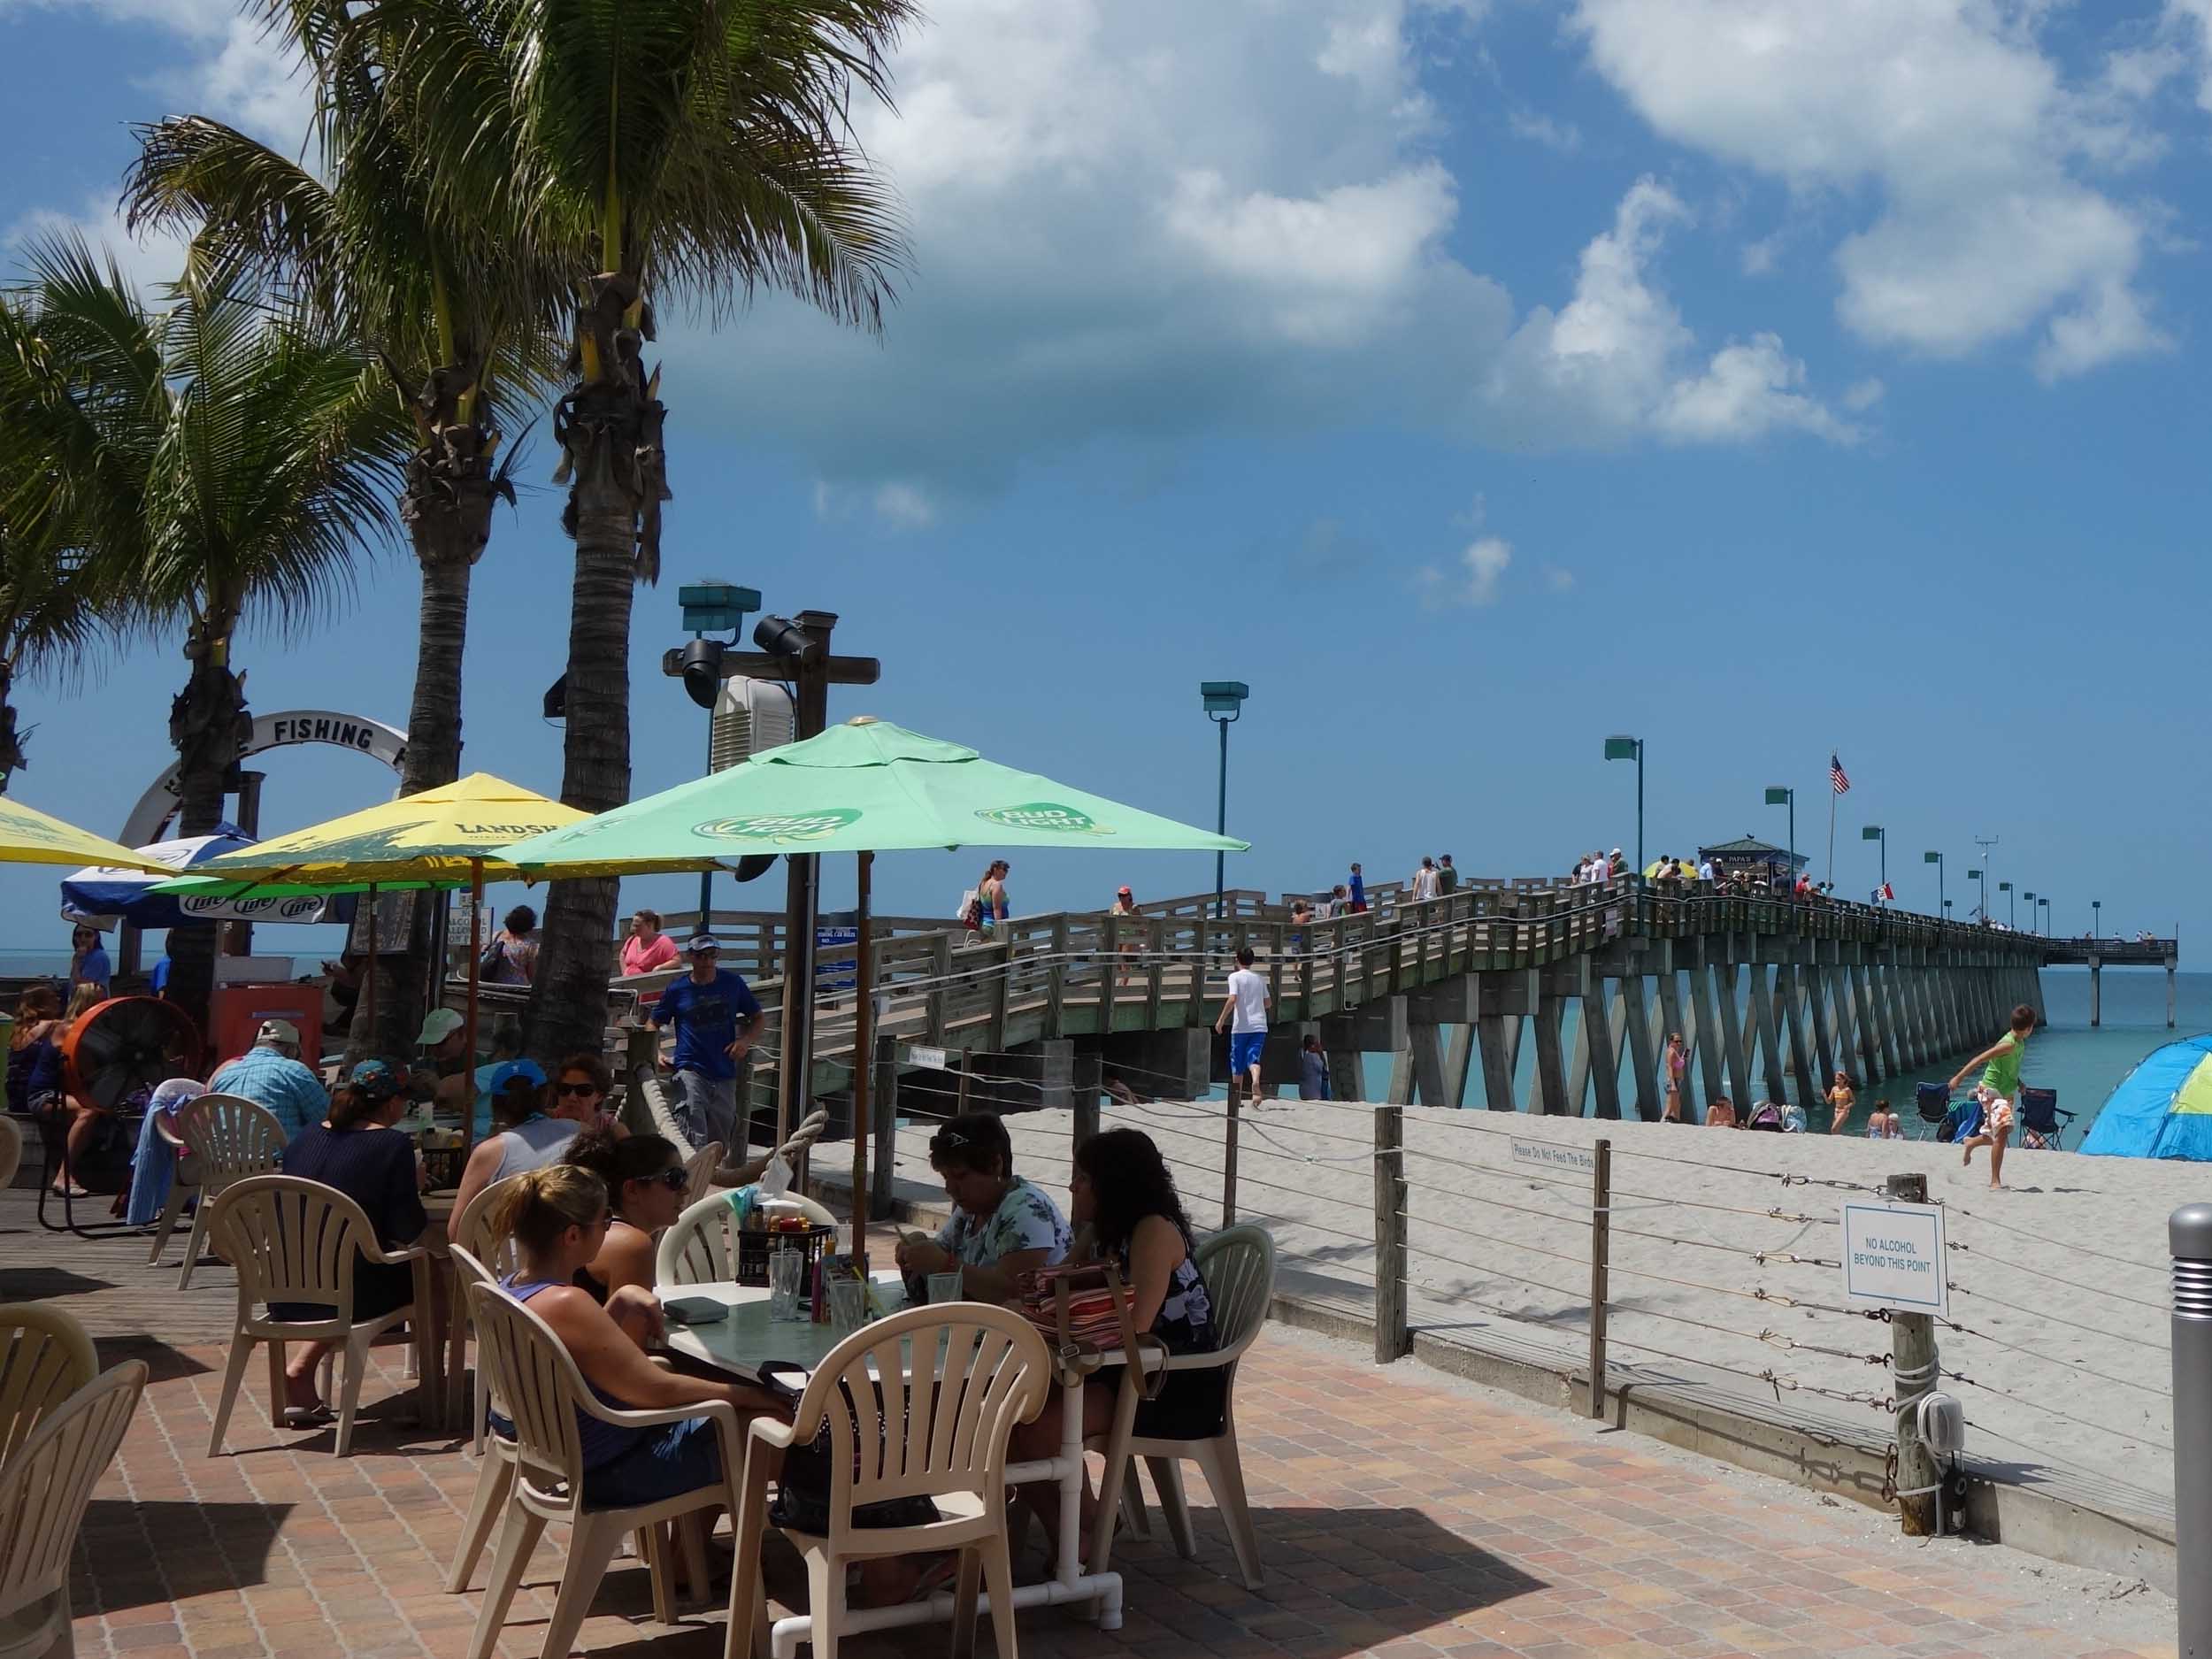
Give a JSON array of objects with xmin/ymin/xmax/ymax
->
[{"xmin": 2079, "ymin": 1033, "xmax": 2212, "ymax": 1161}]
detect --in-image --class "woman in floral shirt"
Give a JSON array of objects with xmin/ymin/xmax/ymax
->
[{"xmin": 894, "ymin": 1112, "xmax": 1070, "ymax": 1302}]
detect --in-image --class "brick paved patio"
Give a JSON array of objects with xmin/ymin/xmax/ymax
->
[{"xmin": 3, "ymin": 1188, "xmax": 2177, "ymax": 1659}]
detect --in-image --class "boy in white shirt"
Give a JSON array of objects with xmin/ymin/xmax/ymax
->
[{"xmin": 1215, "ymin": 946, "xmax": 1271, "ymax": 1105}]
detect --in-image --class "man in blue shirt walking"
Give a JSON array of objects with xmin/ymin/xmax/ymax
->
[{"xmin": 649, "ymin": 934, "xmax": 763, "ymax": 1150}]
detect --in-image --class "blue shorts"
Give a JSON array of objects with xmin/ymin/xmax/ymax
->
[
  {"xmin": 583, "ymin": 1416, "xmax": 723, "ymax": 1509},
  {"xmin": 1230, "ymin": 1032, "xmax": 1266, "ymax": 1076}
]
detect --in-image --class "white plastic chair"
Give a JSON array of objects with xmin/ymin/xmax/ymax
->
[
  {"xmin": 159, "ymin": 1094, "xmax": 288, "ymax": 1287},
  {"xmin": 680, "ymin": 1140, "xmax": 724, "ymax": 1206},
  {"xmin": 0, "ymin": 1361, "xmax": 148, "ymax": 1659},
  {"xmin": 1086, "ymin": 1224, "xmax": 1277, "ymax": 1589},
  {"xmin": 203, "ymin": 1174, "xmax": 430, "ymax": 1458},
  {"xmin": 461, "ymin": 1281, "xmax": 743, "ymax": 1659},
  {"xmin": 656, "ymin": 1188, "xmax": 835, "ymax": 1288},
  {"xmin": 0, "ymin": 1304, "xmax": 97, "ymax": 1470},
  {"xmin": 0, "ymin": 1117, "xmax": 19, "ymax": 1195},
  {"xmin": 448, "ymin": 1177, "xmax": 522, "ymax": 1454},
  {"xmin": 733, "ymin": 1302, "xmax": 1054, "ymax": 1659}
]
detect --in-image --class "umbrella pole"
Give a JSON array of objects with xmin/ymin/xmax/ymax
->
[
  {"xmin": 850, "ymin": 851, "xmax": 872, "ymax": 1260},
  {"xmin": 365, "ymin": 884, "xmax": 380, "ymax": 1040},
  {"xmin": 462, "ymin": 860, "xmax": 482, "ymax": 1158}
]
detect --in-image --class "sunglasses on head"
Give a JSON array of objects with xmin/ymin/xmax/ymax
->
[
  {"xmin": 932, "ymin": 1129, "xmax": 972, "ymax": 1150},
  {"xmin": 556, "ymin": 1081, "xmax": 601, "ymax": 1098}
]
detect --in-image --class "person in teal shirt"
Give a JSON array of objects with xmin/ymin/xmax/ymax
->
[{"xmin": 1952, "ymin": 1004, "xmax": 2036, "ymax": 1190}]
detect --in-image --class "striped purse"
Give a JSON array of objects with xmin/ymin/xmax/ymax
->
[{"xmin": 1014, "ymin": 1261, "xmax": 1166, "ymax": 1398}]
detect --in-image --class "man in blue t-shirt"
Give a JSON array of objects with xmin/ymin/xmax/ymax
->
[{"xmin": 648, "ymin": 933, "xmax": 763, "ymax": 1150}]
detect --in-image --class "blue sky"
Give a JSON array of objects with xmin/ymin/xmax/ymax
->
[{"xmin": 0, "ymin": 0, "xmax": 2207, "ymax": 955}]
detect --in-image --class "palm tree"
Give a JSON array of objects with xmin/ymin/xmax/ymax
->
[
  {"xmin": 0, "ymin": 432, "xmax": 118, "ymax": 792},
  {"xmin": 376, "ymin": 0, "xmax": 914, "ymax": 1058},
  {"xmin": 123, "ymin": 3, "xmax": 570, "ymax": 1056},
  {"xmin": 0, "ymin": 236, "xmax": 405, "ymax": 1025}
]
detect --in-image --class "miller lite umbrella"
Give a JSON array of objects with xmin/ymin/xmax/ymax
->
[
  {"xmin": 496, "ymin": 717, "xmax": 1248, "ymax": 1254},
  {"xmin": 62, "ymin": 827, "xmax": 337, "ymax": 928},
  {"xmin": 150, "ymin": 773, "xmax": 584, "ymax": 1153}
]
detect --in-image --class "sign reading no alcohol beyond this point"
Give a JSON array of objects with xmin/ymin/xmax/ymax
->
[{"xmin": 1839, "ymin": 1199, "xmax": 1948, "ymax": 1319}]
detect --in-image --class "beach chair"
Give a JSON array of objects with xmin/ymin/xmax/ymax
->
[
  {"xmin": 1914, "ymin": 1083, "xmax": 1952, "ymax": 1140},
  {"xmin": 2018, "ymin": 1087, "xmax": 2072, "ymax": 1150}
]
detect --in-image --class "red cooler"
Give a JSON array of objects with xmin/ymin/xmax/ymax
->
[{"xmin": 209, "ymin": 982, "xmax": 325, "ymax": 1070}]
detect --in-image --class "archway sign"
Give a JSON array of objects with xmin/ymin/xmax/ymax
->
[{"xmin": 120, "ymin": 710, "xmax": 409, "ymax": 849}]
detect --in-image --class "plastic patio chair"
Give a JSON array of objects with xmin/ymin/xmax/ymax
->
[
  {"xmin": 158, "ymin": 1094, "xmax": 288, "ymax": 1288},
  {"xmin": 0, "ymin": 1117, "xmax": 19, "ymax": 1194},
  {"xmin": 448, "ymin": 1177, "xmax": 522, "ymax": 1453},
  {"xmin": 0, "ymin": 1303, "xmax": 97, "ymax": 1470},
  {"xmin": 203, "ymin": 1174, "xmax": 430, "ymax": 1458},
  {"xmin": 656, "ymin": 1188, "xmax": 835, "ymax": 1288},
  {"xmin": 680, "ymin": 1141, "xmax": 725, "ymax": 1206},
  {"xmin": 0, "ymin": 1361, "xmax": 148, "ymax": 1659},
  {"xmin": 461, "ymin": 1281, "xmax": 744, "ymax": 1659},
  {"xmin": 731, "ymin": 1302, "xmax": 1054, "ymax": 1659},
  {"xmin": 1086, "ymin": 1223, "xmax": 1278, "ymax": 1590}
]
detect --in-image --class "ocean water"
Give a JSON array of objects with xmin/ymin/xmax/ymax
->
[{"xmin": 1346, "ymin": 965, "xmax": 2208, "ymax": 1137}]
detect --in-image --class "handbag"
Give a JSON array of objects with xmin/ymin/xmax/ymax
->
[
  {"xmin": 756, "ymin": 1360, "xmax": 941, "ymax": 1532},
  {"xmin": 1015, "ymin": 1261, "xmax": 1167, "ymax": 1401},
  {"xmin": 477, "ymin": 935, "xmax": 507, "ymax": 979}
]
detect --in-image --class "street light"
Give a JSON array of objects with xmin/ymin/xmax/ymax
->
[
  {"xmin": 1201, "ymin": 682, "xmax": 1249, "ymax": 919},
  {"xmin": 1764, "ymin": 786, "xmax": 1795, "ymax": 877},
  {"xmin": 1603, "ymin": 736, "xmax": 1644, "ymax": 872},
  {"xmin": 2039, "ymin": 896, "xmax": 2051, "ymax": 935},
  {"xmin": 1924, "ymin": 849, "xmax": 1944, "ymax": 915},
  {"xmin": 1966, "ymin": 866, "xmax": 1982, "ymax": 920},
  {"xmin": 2093, "ymin": 898, "xmax": 2101, "ymax": 939},
  {"xmin": 2000, "ymin": 879, "xmax": 2013, "ymax": 928},
  {"xmin": 675, "ymin": 582, "xmax": 763, "ymax": 918},
  {"xmin": 1862, "ymin": 825, "xmax": 1886, "ymax": 896},
  {"xmin": 2024, "ymin": 891, "xmax": 2036, "ymax": 936}
]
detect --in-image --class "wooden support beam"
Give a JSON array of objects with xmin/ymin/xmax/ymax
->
[
  {"xmin": 1622, "ymin": 970, "xmax": 1659, "ymax": 1121},
  {"xmin": 1443, "ymin": 1025, "xmax": 1475, "ymax": 1111},
  {"xmin": 1583, "ymin": 977, "xmax": 1621, "ymax": 1120}
]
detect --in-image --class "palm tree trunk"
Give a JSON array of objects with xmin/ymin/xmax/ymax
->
[
  {"xmin": 524, "ymin": 471, "xmax": 636, "ymax": 1058},
  {"xmin": 0, "ymin": 662, "xmax": 22, "ymax": 795},
  {"xmin": 166, "ymin": 645, "xmax": 249, "ymax": 1032}
]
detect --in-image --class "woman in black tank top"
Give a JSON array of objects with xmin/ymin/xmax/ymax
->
[{"xmin": 562, "ymin": 1125, "xmax": 688, "ymax": 1329}]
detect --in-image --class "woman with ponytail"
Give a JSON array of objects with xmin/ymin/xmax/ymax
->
[{"xmin": 488, "ymin": 1165, "xmax": 780, "ymax": 1506}]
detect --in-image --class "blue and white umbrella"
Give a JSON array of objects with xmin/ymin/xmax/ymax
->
[{"xmin": 61, "ymin": 827, "xmax": 335, "ymax": 929}]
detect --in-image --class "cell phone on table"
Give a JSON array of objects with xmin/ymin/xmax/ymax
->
[{"xmin": 662, "ymin": 1296, "xmax": 728, "ymax": 1325}]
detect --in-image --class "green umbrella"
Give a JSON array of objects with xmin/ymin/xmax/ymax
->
[
  {"xmin": 494, "ymin": 717, "xmax": 1249, "ymax": 875},
  {"xmin": 496, "ymin": 716, "xmax": 1249, "ymax": 1260}
]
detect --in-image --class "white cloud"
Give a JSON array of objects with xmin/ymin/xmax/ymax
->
[
  {"xmin": 1842, "ymin": 377, "xmax": 1886, "ymax": 412},
  {"xmin": 1571, "ymin": 0, "xmax": 2174, "ymax": 378},
  {"xmin": 1740, "ymin": 234, "xmax": 1782, "ymax": 277},
  {"xmin": 1542, "ymin": 564, "xmax": 1575, "ymax": 593},
  {"xmin": 2167, "ymin": 0, "xmax": 2212, "ymax": 111},
  {"xmin": 1481, "ymin": 180, "xmax": 1856, "ymax": 446},
  {"xmin": 4, "ymin": 193, "xmax": 189, "ymax": 296},
  {"xmin": 1418, "ymin": 535, "xmax": 1512, "ymax": 608},
  {"xmin": 871, "ymin": 482, "xmax": 938, "ymax": 528},
  {"xmin": 1508, "ymin": 111, "xmax": 1582, "ymax": 153}
]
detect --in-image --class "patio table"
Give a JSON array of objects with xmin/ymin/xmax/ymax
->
[{"xmin": 661, "ymin": 1274, "xmax": 1133, "ymax": 1656}]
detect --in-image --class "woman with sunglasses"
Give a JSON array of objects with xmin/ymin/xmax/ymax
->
[
  {"xmin": 446, "ymin": 1053, "xmax": 618, "ymax": 1243},
  {"xmin": 562, "ymin": 1125, "xmax": 688, "ymax": 1310}
]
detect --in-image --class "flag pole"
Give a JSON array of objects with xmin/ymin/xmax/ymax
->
[{"xmin": 1826, "ymin": 769, "xmax": 1838, "ymax": 891}]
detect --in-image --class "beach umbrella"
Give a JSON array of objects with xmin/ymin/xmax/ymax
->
[
  {"xmin": 496, "ymin": 717, "xmax": 1249, "ymax": 1256},
  {"xmin": 0, "ymin": 796, "xmax": 174, "ymax": 872},
  {"xmin": 2080, "ymin": 1033, "xmax": 2212, "ymax": 1161},
  {"xmin": 150, "ymin": 773, "xmax": 585, "ymax": 1150},
  {"xmin": 62, "ymin": 827, "xmax": 340, "ymax": 928}
]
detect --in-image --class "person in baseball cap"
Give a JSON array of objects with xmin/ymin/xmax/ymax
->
[
  {"xmin": 649, "ymin": 929, "xmax": 764, "ymax": 1148},
  {"xmin": 207, "ymin": 1016, "xmax": 329, "ymax": 1141},
  {"xmin": 345, "ymin": 1057, "xmax": 401, "ymax": 1103}
]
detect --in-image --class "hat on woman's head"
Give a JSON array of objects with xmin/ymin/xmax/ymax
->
[
  {"xmin": 348, "ymin": 1058, "xmax": 400, "ymax": 1102},
  {"xmin": 489, "ymin": 1058, "xmax": 547, "ymax": 1094}
]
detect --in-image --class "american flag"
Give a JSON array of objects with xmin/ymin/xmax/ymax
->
[{"xmin": 1830, "ymin": 753, "xmax": 1851, "ymax": 795}]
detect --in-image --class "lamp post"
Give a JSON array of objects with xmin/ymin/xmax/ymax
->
[
  {"xmin": 1603, "ymin": 736, "xmax": 1644, "ymax": 872},
  {"xmin": 1862, "ymin": 825, "xmax": 1886, "ymax": 896},
  {"xmin": 1924, "ymin": 849, "xmax": 1944, "ymax": 916},
  {"xmin": 1202, "ymin": 682, "xmax": 1249, "ymax": 919},
  {"xmin": 2039, "ymin": 896, "xmax": 2051, "ymax": 936},
  {"xmin": 1967, "ymin": 866, "xmax": 1983, "ymax": 921},
  {"xmin": 1765, "ymin": 786, "xmax": 1795, "ymax": 879},
  {"xmin": 673, "ymin": 583, "xmax": 763, "ymax": 919},
  {"xmin": 2093, "ymin": 898, "xmax": 2101, "ymax": 940},
  {"xmin": 2000, "ymin": 880, "xmax": 2013, "ymax": 929},
  {"xmin": 2024, "ymin": 891, "xmax": 2036, "ymax": 936}
]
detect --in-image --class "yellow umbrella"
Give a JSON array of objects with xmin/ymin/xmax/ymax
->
[
  {"xmin": 0, "ymin": 795, "xmax": 174, "ymax": 872},
  {"xmin": 156, "ymin": 773, "xmax": 585, "ymax": 1152}
]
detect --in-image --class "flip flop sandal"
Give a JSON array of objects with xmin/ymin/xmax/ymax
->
[{"xmin": 281, "ymin": 1404, "xmax": 336, "ymax": 1428}]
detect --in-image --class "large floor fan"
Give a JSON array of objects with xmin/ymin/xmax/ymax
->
[{"xmin": 38, "ymin": 996, "xmax": 203, "ymax": 1235}]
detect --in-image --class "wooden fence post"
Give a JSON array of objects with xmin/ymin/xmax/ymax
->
[
  {"xmin": 870, "ymin": 1033, "xmax": 896, "ymax": 1217},
  {"xmin": 1374, "ymin": 1105, "xmax": 1408, "ymax": 1363},
  {"xmin": 1888, "ymin": 1170, "xmax": 1939, "ymax": 1535},
  {"xmin": 1073, "ymin": 1056, "xmax": 1101, "ymax": 1152},
  {"xmin": 1587, "ymin": 1137, "xmax": 1611, "ymax": 1418}
]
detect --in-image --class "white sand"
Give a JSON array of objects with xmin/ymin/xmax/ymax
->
[{"xmin": 872, "ymin": 1100, "xmax": 2194, "ymax": 1520}]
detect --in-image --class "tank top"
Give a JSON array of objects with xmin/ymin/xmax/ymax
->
[
  {"xmin": 1980, "ymin": 1033, "xmax": 2024, "ymax": 1099},
  {"xmin": 1108, "ymin": 1225, "xmax": 1217, "ymax": 1356},
  {"xmin": 500, "ymin": 1274, "xmax": 647, "ymax": 1469},
  {"xmin": 488, "ymin": 1116, "xmax": 581, "ymax": 1183}
]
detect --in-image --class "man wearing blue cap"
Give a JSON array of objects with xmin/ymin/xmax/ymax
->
[{"xmin": 649, "ymin": 934, "xmax": 762, "ymax": 1148}]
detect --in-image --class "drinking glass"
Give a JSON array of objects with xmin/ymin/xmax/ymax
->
[
  {"xmin": 927, "ymin": 1270, "xmax": 964, "ymax": 1305},
  {"xmin": 767, "ymin": 1248, "xmax": 805, "ymax": 1322},
  {"xmin": 827, "ymin": 1277, "xmax": 869, "ymax": 1333}
]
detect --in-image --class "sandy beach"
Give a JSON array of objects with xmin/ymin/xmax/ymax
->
[{"xmin": 869, "ymin": 1098, "xmax": 2191, "ymax": 1522}]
